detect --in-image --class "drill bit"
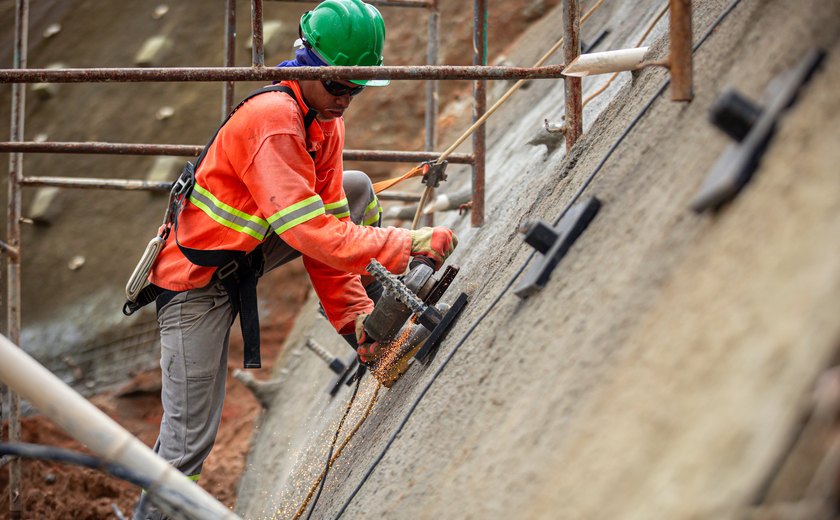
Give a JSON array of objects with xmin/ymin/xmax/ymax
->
[
  {"xmin": 366, "ymin": 259, "xmax": 443, "ymax": 330},
  {"xmin": 366, "ymin": 259, "xmax": 427, "ymax": 315}
]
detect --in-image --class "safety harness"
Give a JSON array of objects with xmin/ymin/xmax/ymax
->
[{"xmin": 124, "ymin": 85, "xmax": 318, "ymax": 369}]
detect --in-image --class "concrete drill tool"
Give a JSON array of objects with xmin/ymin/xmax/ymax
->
[{"xmin": 361, "ymin": 257, "xmax": 468, "ymax": 387}]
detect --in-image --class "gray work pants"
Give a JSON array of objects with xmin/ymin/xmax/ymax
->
[{"xmin": 134, "ymin": 171, "xmax": 380, "ymax": 520}]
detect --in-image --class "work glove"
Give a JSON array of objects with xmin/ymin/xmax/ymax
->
[
  {"xmin": 409, "ymin": 227, "xmax": 458, "ymax": 270},
  {"xmin": 355, "ymin": 313, "xmax": 384, "ymax": 365}
]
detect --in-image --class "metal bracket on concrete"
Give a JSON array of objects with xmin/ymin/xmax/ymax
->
[
  {"xmin": 328, "ymin": 358, "xmax": 363, "ymax": 397},
  {"xmin": 415, "ymin": 292, "xmax": 469, "ymax": 365},
  {"xmin": 691, "ymin": 48, "xmax": 826, "ymax": 212},
  {"xmin": 514, "ymin": 197, "xmax": 601, "ymax": 299}
]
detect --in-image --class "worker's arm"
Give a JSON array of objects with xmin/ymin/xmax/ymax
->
[
  {"xmin": 242, "ymin": 131, "xmax": 412, "ymax": 277},
  {"xmin": 302, "ymin": 254, "xmax": 373, "ymax": 334}
]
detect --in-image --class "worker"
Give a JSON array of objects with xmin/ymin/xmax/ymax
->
[{"xmin": 131, "ymin": 0, "xmax": 457, "ymax": 518}]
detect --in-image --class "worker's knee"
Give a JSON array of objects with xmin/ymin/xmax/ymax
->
[
  {"xmin": 343, "ymin": 170, "xmax": 381, "ymax": 226},
  {"xmin": 343, "ymin": 170, "xmax": 374, "ymax": 205}
]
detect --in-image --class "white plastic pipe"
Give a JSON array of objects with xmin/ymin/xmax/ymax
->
[
  {"xmin": 0, "ymin": 334, "xmax": 241, "ymax": 520},
  {"xmin": 562, "ymin": 47, "xmax": 649, "ymax": 77}
]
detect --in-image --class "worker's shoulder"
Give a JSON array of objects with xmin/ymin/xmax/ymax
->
[{"xmin": 235, "ymin": 89, "xmax": 304, "ymax": 129}]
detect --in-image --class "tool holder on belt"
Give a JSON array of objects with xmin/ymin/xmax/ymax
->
[{"xmin": 122, "ymin": 85, "xmax": 316, "ymax": 369}]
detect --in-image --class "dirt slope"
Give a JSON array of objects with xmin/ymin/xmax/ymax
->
[{"xmin": 237, "ymin": 1, "xmax": 840, "ymax": 519}]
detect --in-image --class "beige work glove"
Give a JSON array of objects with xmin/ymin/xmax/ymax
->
[
  {"xmin": 354, "ymin": 313, "xmax": 383, "ymax": 365},
  {"xmin": 408, "ymin": 227, "xmax": 458, "ymax": 270}
]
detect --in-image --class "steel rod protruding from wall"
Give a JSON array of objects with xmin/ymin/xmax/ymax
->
[
  {"xmin": 563, "ymin": 0, "xmax": 583, "ymax": 151},
  {"xmin": 669, "ymin": 0, "xmax": 693, "ymax": 101}
]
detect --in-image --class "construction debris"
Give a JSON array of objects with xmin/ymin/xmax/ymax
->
[
  {"xmin": 145, "ymin": 156, "xmax": 182, "ymax": 187},
  {"xmin": 135, "ymin": 35, "xmax": 173, "ymax": 67},
  {"xmin": 155, "ymin": 106, "xmax": 175, "ymax": 121},
  {"xmin": 67, "ymin": 256, "xmax": 85, "ymax": 271},
  {"xmin": 153, "ymin": 5, "xmax": 170, "ymax": 20},
  {"xmin": 233, "ymin": 369, "xmax": 284, "ymax": 409},
  {"xmin": 31, "ymin": 63, "xmax": 65, "ymax": 100},
  {"xmin": 43, "ymin": 23, "xmax": 61, "ymax": 39},
  {"xmin": 28, "ymin": 187, "xmax": 61, "ymax": 225},
  {"xmin": 245, "ymin": 20, "xmax": 284, "ymax": 57}
]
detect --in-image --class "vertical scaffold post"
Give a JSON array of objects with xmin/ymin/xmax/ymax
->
[
  {"xmin": 669, "ymin": 0, "xmax": 693, "ymax": 101},
  {"xmin": 251, "ymin": 0, "xmax": 265, "ymax": 67},
  {"xmin": 423, "ymin": 0, "xmax": 440, "ymax": 226},
  {"xmin": 562, "ymin": 0, "xmax": 582, "ymax": 151},
  {"xmin": 471, "ymin": 0, "xmax": 487, "ymax": 227},
  {"xmin": 6, "ymin": 1, "xmax": 27, "ymax": 518},
  {"xmin": 223, "ymin": 0, "xmax": 237, "ymax": 119}
]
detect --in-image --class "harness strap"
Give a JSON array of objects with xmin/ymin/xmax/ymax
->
[{"xmin": 126, "ymin": 85, "xmax": 318, "ymax": 369}]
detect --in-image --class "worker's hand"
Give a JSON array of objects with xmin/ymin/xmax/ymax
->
[
  {"xmin": 409, "ymin": 227, "xmax": 458, "ymax": 270},
  {"xmin": 355, "ymin": 313, "xmax": 383, "ymax": 365}
]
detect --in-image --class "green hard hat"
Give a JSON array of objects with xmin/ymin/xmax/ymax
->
[{"xmin": 300, "ymin": 0, "xmax": 389, "ymax": 86}]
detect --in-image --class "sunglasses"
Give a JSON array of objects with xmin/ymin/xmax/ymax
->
[{"xmin": 321, "ymin": 80, "xmax": 365, "ymax": 97}]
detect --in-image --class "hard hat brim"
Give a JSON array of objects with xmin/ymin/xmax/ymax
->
[{"xmin": 351, "ymin": 78, "xmax": 390, "ymax": 87}]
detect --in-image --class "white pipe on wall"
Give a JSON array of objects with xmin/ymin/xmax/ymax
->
[
  {"xmin": 562, "ymin": 47, "xmax": 649, "ymax": 77},
  {"xmin": 0, "ymin": 334, "xmax": 241, "ymax": 520}
]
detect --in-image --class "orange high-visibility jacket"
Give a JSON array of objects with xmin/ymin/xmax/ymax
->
[{"xmin": 150, "ymin": 81, "xmax": 411, "ymax": 334}]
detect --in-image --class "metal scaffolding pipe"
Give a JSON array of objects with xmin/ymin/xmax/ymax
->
[
  {"xmin": 20, "ymin": 176, "xmax": 172, "ymax": 192},
  {"xmin": 563, "ymin": 0, "xmax": 583, "ymax": 150},
  {"xmin": 5, "ymin": 1, "xmax": 27, "ymax": 517},
  {"xmin": 0, "ymin": 141, "xmax": 202, "ymax": 156},
  {"xmin": 377, "ymin": 191, "xmax": 422, "ymax": 202},
  {"xmin": 222, "ymin": 0, "xmax": 237, "ymax": 118},
  {"xmin": 0, "ymin": 334, "xmax": 242, "ymax": 520},
  {"xmin": 0, "ymin": 141, "xmax": 473, "ymax": 165},
  {"xmin": 265, "ymin": 0, "xmax": 433, "ymax": 7},
  {"xmin": 251, "ymin": 0, "xmax": 264, "ymax": 67},
  {"xmin": 471, "ymin": 0, "xmax": 487, "ymax": 228},
  {"xmin": 669, "ymin": 0, "xmax": 693, "ymax": 101},
  {"xmin": 423, "ymin": 1, "xmax": 440, "ymax": 226},
  {"xmin": 0, "ymin": 64, "xmax": 567, "ymax": 83}
]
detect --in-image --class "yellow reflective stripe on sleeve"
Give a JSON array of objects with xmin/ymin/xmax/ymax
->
[
  {"xmin": 190, "ymin": 183, "xmax": 269, "ymax": 240},
  {"xmin": 362, "ymin": 195, "xmax": 381, "ymax": 226},
  {"xmin": 188, "ymin": 474, "xmax": 200, "ymax": 482},
  {"xmin": 267, "ymin": 195, "xmax": 325, "ymax": 235},
  {"xmin": 324, "ymin": 198, "xmax": 350, "ymax": 220}
]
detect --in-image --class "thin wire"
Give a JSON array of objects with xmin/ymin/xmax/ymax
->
[
  {"xmin": 293, "ymin": 372, "xmax": 364, "ymax": 520},
  {"xmin": 293, "ymin": 375, "xmax": 382, "ymax": 520},
  {"xmin": 332, "ymin": 0, "xmax": 746, "ymax": 517}
]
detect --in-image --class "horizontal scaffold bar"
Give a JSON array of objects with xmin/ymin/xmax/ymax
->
[
  {"xmin": 0, "ymin": 141, "xmax": 473, "ymax": 164},
  {"xmin": 266, "ymin": 0, "xmax": 433, "ymax": 7},
  {"xmin": 0, "ymin": 65, "xmax": 565, "ymax": 83}
]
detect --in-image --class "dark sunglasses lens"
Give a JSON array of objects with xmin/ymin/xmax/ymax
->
[{"xmin": 322, "ymin": 80, "xmax": 364, "ymax": 97}]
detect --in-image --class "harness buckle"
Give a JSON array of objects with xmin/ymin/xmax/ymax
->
[
  {"xmin": 216, "ymin": 259, "xmax": 239, "ymax": 280},
  {"xmin": 171, "ymin": 162, "xmax": 195, "ymax": 198},
  {"xmin": 420, "ymin": 160, "xmax": 448, "ymax": 188}
]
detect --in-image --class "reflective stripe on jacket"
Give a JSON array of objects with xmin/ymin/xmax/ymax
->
[{"xmin": 150, "ymin": 81, "xmax": 411, "ymax": 333}]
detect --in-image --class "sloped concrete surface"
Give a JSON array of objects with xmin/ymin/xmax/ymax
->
[{"xmin": 237, "ymin": 0, "xmax": 840, "ymax": 518}]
